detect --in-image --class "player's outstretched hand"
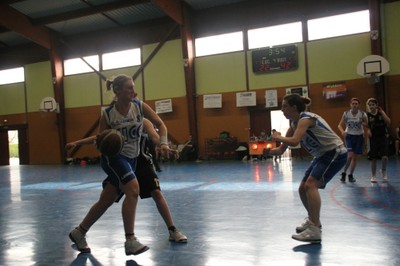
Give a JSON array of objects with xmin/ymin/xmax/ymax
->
[
  {"xmin": 159, "ymin": 144, "xmax": 171, "ymax": 160},
  {"xmin": 65, "ymin": 142, "xmax": 76, "ymax": 151},
  {"xmin": 263, "ymin": 148, "xmax": 271, "ymax": 157},
  {"xmin": 160, "ymin": 145, "xmax": 179, "ymax": 160},
  {"xmin": 169, "ymin": 148, "xmax": 180, "ymax": 160}
]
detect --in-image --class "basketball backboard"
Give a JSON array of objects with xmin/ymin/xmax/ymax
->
[
  {"xmin": 357, "ymin": 55, "xmax": 390, "ymax": 77},
  {"xmin": 40, "ymin": 97, "xmax": 58, "ymax": 112}
]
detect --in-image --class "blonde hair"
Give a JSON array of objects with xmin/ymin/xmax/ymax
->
[
  {"xmin": 367, "ymin": 98, "xmax": 378, "ymax": 105},
  {"xmin": 105, "ymin": 74, "xmax": 131, "ymax": 94}
]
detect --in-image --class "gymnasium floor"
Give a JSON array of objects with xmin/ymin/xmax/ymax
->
[{"xmin": 0, "ymin": 156, "xmax": 399, "ymax": 266}]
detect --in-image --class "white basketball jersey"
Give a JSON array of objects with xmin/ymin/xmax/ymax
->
[
  {"xmin": 102, "ymin": 100, "xmax": 143, "ymax": 158},
  {"xmin": 344, "ymin": 110, "xmax": 366, "ymax": 135},
  {"xmin": 291, "ymin": 112, "xmax": 343, "ymax": 158}
]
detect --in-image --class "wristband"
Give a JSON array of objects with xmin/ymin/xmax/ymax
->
[{"xmin": 160, "ymin": 135, "xmax": 168, "ymax": 146}]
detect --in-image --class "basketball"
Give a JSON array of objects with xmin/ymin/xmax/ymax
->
[{"xmin": 96, "ymin": 129, "xmax": 124, "ymax": 157}]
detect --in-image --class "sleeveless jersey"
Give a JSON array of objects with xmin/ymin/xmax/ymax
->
[
  {"xmin": 139, "ymin": 133, "xmax": 152, "ymax": 161},
  {"xmin": 102, "ymin": 99, "xmax": 143, "ymax": 158},
  {"xmin": 343, "ymin": 110, "xmax": 366, "ymax": 135},
  {"xmin": 291, "ymin": 112, "xmax": 343, "ymax": 158},
  {"xmin": 367, "ymin": 112, "xmax": 387, "ymax": 138}
]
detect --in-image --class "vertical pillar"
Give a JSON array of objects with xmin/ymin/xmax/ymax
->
[
  {"xmin": 49, "ymin": 33, "xmax": 67, "ymax": 163},
  {"xmin": 181, "ymin": 3, "xmax": 198, "ymax": 145},
  {"xmin": 369, "ymin": 0, "xmax": 385, "ymax": 107}
]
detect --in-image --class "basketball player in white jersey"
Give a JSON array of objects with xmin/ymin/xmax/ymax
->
[
  {"xmin": 67, "ymin": 74, "xmax": 171, "ymax": 255},
  {"xmin": 263, "ymin": 94, "xmax": 347, "ymax": 243},
  {"xmin": 338, "ymin": 97, "xmax": 370, "ymax": 182}
]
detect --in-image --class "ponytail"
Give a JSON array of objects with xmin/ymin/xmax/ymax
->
[
  {"xmin": 283, "ymin": 94, "xmax": 311, "ymax": 112},
  {"xmin": 105, "ymin": 74, "xmax": 131, "ymax": 94}
]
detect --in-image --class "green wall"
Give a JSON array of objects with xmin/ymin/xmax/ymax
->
[
  {"xmin": 383, "ymin": 1, "xmax": 400, "ymax": 75},
  {"xmin": 64, "ymin": 73, "xmax": 101, "ymax": 108},
  {"xmin": 25, "ymin": 61, "xmax": 53, "ymax": 112},
  {"xmin": 143, "ymin": 39, "xmax": 186, "ymax": 100},
  {"xmin": 307, "ymin": 33, "xmax": 371, "ymax": 83},
  {"xmin": 196, "ymin": 52, "xmax": 247, "ymax": 94},
  {"xmin": 0, "ymin": 61, "xmax": 54, "ymax": 115},
  {"xmin": 0, "ymin": 83, "xmax": 25, "ymax": 115}
]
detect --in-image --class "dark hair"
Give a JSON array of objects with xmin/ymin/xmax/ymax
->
[
  {"xmin": 105, "ymin": 74, "xmax": 131, "ymax": 94},
  {"xmin": 283, "ymin": 94, "xmax": 311, "ymax": 113}
]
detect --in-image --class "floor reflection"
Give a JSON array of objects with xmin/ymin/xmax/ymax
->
[{"xmin": 0, "ymin": 158, "xmax": 399, "ymax": 265}]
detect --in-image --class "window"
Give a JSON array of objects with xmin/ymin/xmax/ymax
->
[
  {"xmin": 0, "ymin": 67, "xmax": 24, "ymax": 85},
  {"xmin": 308, "ymin": 10, "xmax": 370, "ymax": 41},
  {"xmin": 102, "ymin": 48, "xmax": 141, "ymax": 70},
  {"xmin": 64, "ymin": 55, "xmax": 99, "ymax": 75},
  {"xmin": 195, "ymin": 31, "xmax": 243, "ymax": 57},
  {"xmin": 248, "ymin": 22, "xmax": 303, "ymax": 49}
]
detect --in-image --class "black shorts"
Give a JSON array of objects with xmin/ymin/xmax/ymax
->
[
  {"xmin": 368, "ymin": 137, "xmax": 389, "ymax": 159},
  {"xmin": 102, "ymin": 154, "xmax": 160, "ymax": 202},
  {"xmin": 135, "ymin": 154, "xmax": 160, "ymax": 199}
]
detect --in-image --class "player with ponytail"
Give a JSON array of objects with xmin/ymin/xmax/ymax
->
[{"xmin": 263, "ymin": 93, "xmax": 347, "ymax": 243}]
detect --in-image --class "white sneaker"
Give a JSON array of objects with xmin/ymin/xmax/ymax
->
[
  {"xmin": 371, "ymin": 176, "xmax": 377, "ymax": 183},
  {"xmin": 381, "ymin": 170, "xmax": 388, "ymax": 182},
  {"xmin": 69, "ymin": 228, "xmax": 91, "ymax": 253},
  {"xmin": 125, "ymin": 237, "xmax": 149, "ymax": 256},
  {"xmin": 295, "ymin": 218, "xmax": 322, "ymax": 233},
  {"xmin": 169, "ymin": 229, "xmax": 188, "ymax": 243},
  {"xmin": 292, "ymin": 224, "xmax": 321, "ymax": 244}
]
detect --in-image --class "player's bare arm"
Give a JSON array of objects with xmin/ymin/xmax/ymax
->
[
  {"xmin": 264, "ymin": 127, "xmax": 293, "ymax": 156},
  {"xmin": 66, "ymin": 114, "xmax": 110, "ymax": 151},
  {"xmin": 143, "ymin": 118, "xmax": 160, "ymax": 144},
  {"xmin": 65, "ymin": 135, "xmax": 97, "ymax": 150},
  {"xmin": 274, "ymin": 118, "xmax": 315, "ymax": 147},
  {"xmin": 338, "ymin": 113, "xmax": 346, "ymax": 136}
]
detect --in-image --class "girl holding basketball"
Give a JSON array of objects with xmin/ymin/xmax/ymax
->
[
  {"xmin": 67, "ymin": 74, "xmax": 171, "ymax": 255},
  {"xmin": 263, "ymin": 94, "xmax": 347, "ymax": 243}
]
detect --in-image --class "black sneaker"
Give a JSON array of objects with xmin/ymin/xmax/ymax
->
[
  {"xmin": 340, "ymin": 172, "xmax": 346, "ymax": 182},
  {"xmin": 348, "ymin": 174, "xmax": 356, "ymax": 183}
]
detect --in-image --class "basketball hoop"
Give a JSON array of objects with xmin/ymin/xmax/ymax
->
[
  {"xmin": 367, "ymin": 73, "xmax": 380, "ymax": 85},
  {"xmin": 356, "ymin": 55, "xmax": 390, "ymax": 85},
  {"xmin": 39, "ymin": 97, "xmax": 58, "ymax": 112},
  {"xmin": 39, "ymin": 107, "xmax": 52, "ymax": 112}
]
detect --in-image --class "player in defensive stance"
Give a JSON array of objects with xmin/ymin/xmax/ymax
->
[
  {"xmin": 108, "ymin": 118, "xmax": 188, "ymax": 243},
  {"xmin": 67, "ymin": 74, "xmax": 170, "ymax": 255},
  {"xmin": 263, "ymin": 94, "xmax": 347, "ymax": 243}
]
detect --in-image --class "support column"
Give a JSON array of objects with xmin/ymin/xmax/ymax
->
[
  {"xmin": 369, "ymin": 0, "xmax": 386, "ymax": 107},
  {"xmin": 181, "ymin": 3, "xmax": 198, "ymax": 145},
  {"xmin": 49, "ymin": 33, "xmax": 67, "ymax": 163}
]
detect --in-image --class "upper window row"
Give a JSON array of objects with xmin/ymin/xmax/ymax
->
[
  {"xmin": 64, "ymin": 48, "xmax": 141, "ymax": 76},
  {"xmin": 64, "ymin": 9, "xmax": 370, "ymax": 75},
  {"xmin": 196, "ymin": 10, "xmax": 370, "ymax": 56},
  {"xmin": 0, "ymin": 10, "xmax": 370, "ymax": 84},
  {"xmin": 66, "ymin": 9, "xmax": 371, "ymax": 73}
]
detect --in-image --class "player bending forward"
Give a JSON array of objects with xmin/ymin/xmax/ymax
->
[
  {"xmin": 263, "ymin": 94, "xmax": 347, "ymax": 243},
  {"xmin": 106, "ymin": 118, "xmax": 188, "ymax": 243}
]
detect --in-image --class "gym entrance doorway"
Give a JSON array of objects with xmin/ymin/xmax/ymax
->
[
  {"xmin": 8, "ymin": 130, "xmax": 19, "ymax": 165},
  {"xmin": 0, "ymin": 125, "xmax": 29, "ymax": 166}
]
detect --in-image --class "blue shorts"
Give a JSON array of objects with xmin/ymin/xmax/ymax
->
[
  {"xmin": 345, "ymin": 134, "xmax": 364, "ymax": 154},
  {"xmin": 102, "ymin": 154, "xmax": 159, "ymax": 202},
  {"xmin": 303, "ymin": 146, "xmax": 347, "ymax": 189},
  {"xmin": 100, "ymin": 154, "xmax": 137, "ymax": 187}
]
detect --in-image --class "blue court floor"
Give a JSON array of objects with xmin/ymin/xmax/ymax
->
[{"xmin": 0, "ymin": 156, "xmax": 399, "ymax": 266}]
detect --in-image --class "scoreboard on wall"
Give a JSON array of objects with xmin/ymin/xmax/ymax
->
[{"xmin": 252, "ymin": 45, "xmax": 298, "ymax": 74}]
